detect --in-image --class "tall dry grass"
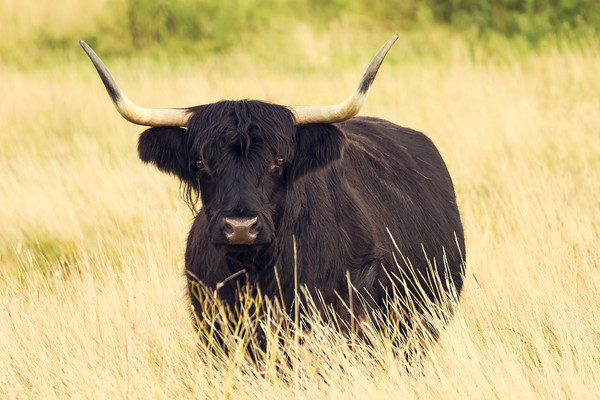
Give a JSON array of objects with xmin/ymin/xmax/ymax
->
[{"xmin": 1, "ymin": 25, "xmax": 600, "ymax": 398}]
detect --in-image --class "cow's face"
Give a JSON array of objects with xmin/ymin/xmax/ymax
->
[{"xmin": 138, "ymin": 100, "xmax": 345, "ymax": 250}]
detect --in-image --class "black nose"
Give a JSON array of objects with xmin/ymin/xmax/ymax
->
[{"xmin": 223, "ymin": 216, "xmax": 260, "ymax": 245}]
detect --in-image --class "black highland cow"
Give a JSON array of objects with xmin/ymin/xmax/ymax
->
[{"xmin": 81, "ymin": 35, "xmax": 465, "ymax": 345}]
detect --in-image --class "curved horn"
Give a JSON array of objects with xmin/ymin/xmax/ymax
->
[
  {"xmin": 80, "ymin": 40, "xmax": 193, "ymax": 127},
  {"xmin": 290, "ymin": 34, "xmax": 398, "ymax": 125}
]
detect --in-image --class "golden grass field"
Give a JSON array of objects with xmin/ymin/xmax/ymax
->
[{"xmin": 1, "ymin": 3, "xmax": 600, "ymax": 397}]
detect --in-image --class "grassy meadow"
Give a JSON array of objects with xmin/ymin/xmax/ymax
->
[{"xmin": 2, "ymin": 1, "xmax": 600, "ymax": 398}]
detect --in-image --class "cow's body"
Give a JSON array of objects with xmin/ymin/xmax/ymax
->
[{"xmin": 182, "ymin": 113, "xmax": 464, "ymax": 334}]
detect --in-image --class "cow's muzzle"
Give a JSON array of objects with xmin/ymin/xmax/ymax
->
[{"xmin": 223, "ymin": 216, "xmax": 260, "ymax": 245}]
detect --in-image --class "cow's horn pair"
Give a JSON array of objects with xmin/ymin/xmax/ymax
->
[{"xmin": 80, "ymin": 34, "xmax": 398, "ymax": 127}]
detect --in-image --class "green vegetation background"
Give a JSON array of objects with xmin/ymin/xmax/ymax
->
[{"xmin": 6, "ymin": 0, "xmax": 600, "ymax": 65}]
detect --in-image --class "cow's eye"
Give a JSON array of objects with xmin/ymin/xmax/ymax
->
[
  {"xmin": 196, "ymin": 160, "xmax": 205, "ymax": 169},
  {"xmin": 268, "ymin": 157, "xmax": 285, "ymax": 174}
]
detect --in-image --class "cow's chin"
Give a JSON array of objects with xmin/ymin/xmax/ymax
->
[{"xmin": 220, "ymin": 243, "xmax": 272, "ymax": 263}]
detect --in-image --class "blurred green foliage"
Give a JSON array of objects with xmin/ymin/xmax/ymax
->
[
  {"xmin": 104, "ymin": 0, "xmax": 282, "ymax": 51},
  {"xmin": 89, "ymin": 0, "xmax": 599, "ymax": 50},
  {"xmin": 7, "ymin": 0, "xmax": 600, "ymax": 63},
  {"xmin": 83, "ymin": 0, "xmax": 428, "ymax": 55},
  {"xmin": 426, "ymin": 0, "xmax": 599, "ymax": 42}
]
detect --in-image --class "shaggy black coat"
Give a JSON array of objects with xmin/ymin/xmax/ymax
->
[{"xmin": 138, "ymin": 100, "xmax": 465, "ymax": 338}]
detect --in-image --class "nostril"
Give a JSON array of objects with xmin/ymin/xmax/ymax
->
[
  {"xmin": 223, "ymin": 220, "xmax": 234, "ymax": 235},
  {"xmin": 249, "ymin": 218, "xmax": 259, "ymax": 235}
]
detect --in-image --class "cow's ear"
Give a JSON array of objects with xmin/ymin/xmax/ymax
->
[
  {"xmin": 138, "ymin": 126, "xmax": 193, "ymax": 182},
  {"xmin": 290, "ymin": 123, "xmax": 346, "ymax": 180}
]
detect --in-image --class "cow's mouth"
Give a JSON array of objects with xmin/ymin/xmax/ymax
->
[{"xmin": 222, "ymin": 243, "xmax": 258, "ymax": 252}]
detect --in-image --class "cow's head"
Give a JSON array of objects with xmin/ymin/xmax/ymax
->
[
  {"xmin": 80, "ymin": 36, "xmax": 397, "ymax": 248},
  {"xmin": 136, "ymin": 101, "xmax": 345, "ymax": 248}
]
